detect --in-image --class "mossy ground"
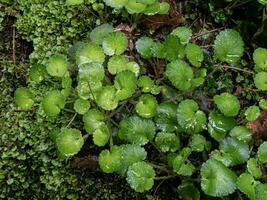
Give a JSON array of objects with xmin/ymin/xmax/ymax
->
[{"xmin": 1, "ymin": 0, "xmax": 267, "ymax": 199}]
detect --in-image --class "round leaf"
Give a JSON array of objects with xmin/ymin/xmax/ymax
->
[
  {"xmin": 208, "ymin": 112, "xmax": 236, "ymax": 141},
  {"xmin": 90, "ymin": 23, "xmax": 114, "ymax": 45},
  {"xmin": 214, "ymin": 29, "xmax": 244, "ymax": 63},
  {"xmin": 200, "ymin": 159, "xmax": 237, "ymax": 197},
  {"xmin": 213, "ymin": 93, "xmax": 240, "ymax": 117},
  {"xmin": 257, "ymin": 142, "xmax": 267, "ymax": 164},
  {"xmin": 135, "ymin": 94, "xmax": 157, "ymax": 118},
  {"xmin": 76, "ymin": 42, "xmax": 105, "ymax": 65},
  {"xmin": 29, "ymin": 64, "xmax": 48, "ymax": 83},
  {"xmin": 99, "ymin": 146, "xmax": 122, "ymax": 173},
  {"xmin": 83, "ymin": 109, "xmax": 105, "ymax": 133},
  {"xmin": 114, "ymin": 70, "xmax": 137, "ymax": 101},
  {"xmin": 93, "ymin": 124, "xmax": 110, "ymax": 147},
  {"xmin": 42, "ymin": 90, "xmax": 65, "ymax": 117},
  {"xmin": 14, "ymin": 87, "xmax": 34, "ymax": 110},
  {"xmin": 229, "ymin": 126, "xmax": 252, "ymax": 143},
  {"xmin": 219, "ymin": 137, "xmax": 250, "ymax": 166},
  {"xmin": 102, "ymin": 32, "xmax": 128, "ymax": 56},
  {"xmin": 46, "ymin": 54, "xmax": 68, "ymax": 77},
  {"xmin": 126, "ymin": 161, "xmax": 155, "ymax": 193},
  {"xmin": 254, "ymin": 72, "xmax": 267, "ymax": 91},
  {"xmin": 96, "ymin": 86, "xmax": 118, "ymax": 111},
  {"xmin": 171, "ymin": 26, "xmax": 192, "ymax": 45},
  {"xmin": 119, "ymin": 116, "xmax": 155, "ymax": 145},
  {"xmin": 177, "ymin": 99, "xmax": 207, "ymax": 134},
  {"xmin": 245, "ymin": 106, "xmax": 260, "ymax": 121},
  {"xmin": 155, "ymin": 132, "xmax": 180, "ymax": 153},
  {"xmin": 74, "ymin": 99, "xmax": 90, "ymax": 115},
  {"xmin": 253, "ymin": 48, "xmax": 267, "ymax": 70},
  {"xmin": 185, "ymin": 43, "xmax": 204, "ymax": 67},
  {"xmin": 165, "ymin": 60, "xmax": 194, "ymax": 91},
  {"xmin": 56, "ymin": 128, "xmax": 84, "ymax": 157}
]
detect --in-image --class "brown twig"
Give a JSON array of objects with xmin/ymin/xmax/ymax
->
[{"xmin": 12, "ymin": 26, "xmax": 16, "ymax": 65}]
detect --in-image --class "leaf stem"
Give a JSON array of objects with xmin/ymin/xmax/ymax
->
[
  {"xmin": 154, "ymin": 175, "xmax": 176, "ymax": 180},
  {"xmin": 215, "ymin": 64, "xmax": 254, "ymax": 74},
  {"xmin": 66, "ymin": 113, "xmax": 77, "ymax": 128}
]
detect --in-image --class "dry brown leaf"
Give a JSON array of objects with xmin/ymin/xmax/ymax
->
[
  {"xmin": 71, "ymin": 155, "xmax": 98, "ymax": 170},
  {"xmin": 246, "ymin": 110, "xmax": 267, "ymax": 141},
  {"xmin": 142, "ymin": 15, "xmax": 185, "ymax": 30}
]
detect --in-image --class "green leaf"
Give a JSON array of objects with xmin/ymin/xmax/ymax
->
[
  {"xmin": 93, "ymin": 124, "xmax": 110, "ymax": 147},
  {"xmin": 118, "ymin": 144, "xmax": 147, "ymax": 175},
  {"xmin": 208, "ymin": 112, "xmax": 236, "ymax": 141},
  {"xmin": 247, "ymin": 158, "xmax": 262, "ymax": 179},
  {"xmin": 126, "ymin": 161, "xmax": 155, "ymax": 193},
  {"xmin": 158, "ymin": 2, "xmax": 170, "ymax": 14},
  {"xmin": 155, "ymin": 132, "xmax": 180, "ymax": 153},
  {"xmin": 55, "ymin": 128, "xmax": 84, "ymax": 157},
  {"xmin": 172, "ymin": 147, "xmax": 192, "ymax": 173},
  {"xmin": 100, "ymin": 144, "xmax": 147, "ymax": 175},
  {"xmin": 253, "ymin": 48, "xmax": 267, "ymax": 70},
  {"xmin": 74, "ymin": 99, "xmax": 90, "ymax": 115},
  {"xmin": 177, "ymin": 162, "xmax": 195, "ymax": 176},
  {"xmin": 171, "ymin": 26, "xmax": 192, "ymax": 45},
  {"xmin": 136, "ymin": 37, "xmax": 154, "ymax": 58},
  {"xmin": 210, "ymin": 150, "xmax": 232, "ymax": 167},
  {"xmin": 219, "ymin": 137, "xmax": 250, "ymax": 166},
  {"xmin": 42, "ymin": 90, "xmax": 65, "ymax": 117},
  {"xmin": 163, "ymin": 35, "xmax": 185, "ymax": 61},
  {"xmin": 78, "ymin": 62, "xmax": 105, "ymax": 82},
  {"xmin": 155, "ymin": 102, "xmax": 182, "ymax": 132},
  {"xmin": 61, "ymin": 75, "xmax": 72, "ymax": 98},
  {"xmin": 29, "ymin": 64, "xmax": 48, "ymax": 83},
  {"xmin": 137, "ymin": 76, "xmax": 155, "ymax": 93},
  {"xmin": 259, "ymin": 99, "xmax": 267, "ymax": 109},
  {"xmin": 108, "ymin": 55, "xmax": 128, "ymax": 75},
  {"xmin": 136, "ymin": 0, "xmax": 156, "ymax": 5},
  {"xmin": 151, "ymin": 42, "xmax": 165, "ymax": 58},
  {"xmin": 257, "ymin": 142, "xmax": 267, "ymax": 164},
  {"xmin": 103, "ymin": 0, "xmax": 129, "ymax": 8},
  {"xmin": 237, "ymin": 173, "xmax": 257, "ymax": 200},
  {"xmin": 254, "ymin": 72, "xmax": 267, "ymax": 91},
  {"xmin": 143, "ymin": 2, "xmax": 160, "ymax": 15},
  {"xmin": 99, "ymin": 146, "xmax": 122, "ymax": 173},
  {"xmin": 76, "ymin": 79, "xmax": 102, "ymax": 100},
  {"xmin": 245, "ymin": 106, "xmax": 260, "ymax": 121},
  {"xmin": 214, "ymin": 29, "xmax": 244, "ymax": 63},
  {"xmin": 125, "ymin": 1, "xmax": 147, "ymax": 14},
  {"xmin": 76, "ymin": 42, "xmax": 105, "ymax": 65},
  {"xmin": 83, "ymin": 109, "xmax": 105, "ymax": 133},
  {"xmin": 185, "ymin": 43, "xmax": 204, "ymax": 67},
  {"xmin": 177, "ymin": 99, "xmax": 207, "ymax": 134},
  {"xmin": 213, "ymin": 93, "xmax": 240, "ymax": 117},
  {"xmin": 108, "ymin": 55, "xmax": 140, "ymax": 76},
  {"xmin": 90, "ymin": 23, "xmax": 114, "ymax": 45},
  {"xmin": 46, "ymin": 54, "xmax": 68, "ymax": 77},
  {"xmin": 14, "ymin": 87, "xmax": 34, "ymax": 110},
  {"xmin": 135, "ymin": 94, "xmax": 157, "ymax": 118},
  {"xmin": 66, "ymin": 0, "xmax": 83, "ymax": 5},
  {"xmin": 229, "ymin": 126, "xmax": 252, "ymax": 143},
  {"xmin": 165, "ymin": 60, "xmax": 194, "ymax": 91},
  {"xmin": 114, "ymin": 70, "xmax": 137, "ymax": 101},
  {"xmin": 189, "ymin": 134, "xmax": 207, "ymax": 152},
  {"xmin": 200, "ymin": 159, "xmax": 237, "ymax": 197},
  {"xmin": 119, "ymin": 116, "xmax": 155, "ymax": 145},
  {"xmin": 102, "ymin": 32, "xmax": 128, "ymax": 56},
  {"xmin": 255, "ymin": 183, "xmax": 267, "ymax": 200},
  {"xmin": 96, "ymin": 86, "xmax": 118, "ymax": 111},
  {"xmin": 258, "ymin": 0, "xmax": 267, "ymax": 5},
  {"xmin": 178, "ymin": 181, "xmax": 200, "ymax": 200}
]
